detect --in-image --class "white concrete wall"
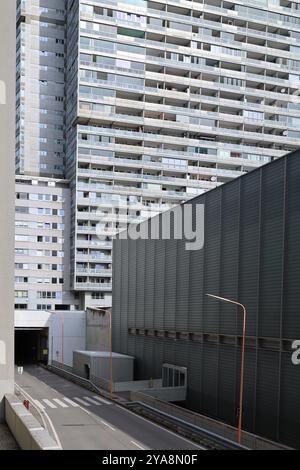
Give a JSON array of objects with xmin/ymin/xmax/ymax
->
[
  {"xmin": 0, "ymin": 1, "xmax": 16, "ymax": 421},
  {"xmin": 15, "ymin": 310, "xmax": 86, "ymax": 367}
]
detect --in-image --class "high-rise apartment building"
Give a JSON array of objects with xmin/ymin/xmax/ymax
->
[
  {"xmin": 15, "ymin": 175, "xmax": 78, "ymax": 311},
  {"xmin": 16, "ymin": 0, "xmax": 66, "ymax": 177},
  {"xmin": 17, "ymin": 0, "xmax": 300, "ymax": 309}
]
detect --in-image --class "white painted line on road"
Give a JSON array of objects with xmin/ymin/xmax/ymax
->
[
  {"xmin": 84, "ymin": 396, "xmax": 102, "ymax": 406},
  {"xmin": 131, "ymin": 441, "xmax": 145, "ymax": 450},
  {"xmin": 29, "ymin": 427, "xmax": 44, "ymax": 432},
  {"xmin": 92, "ymin": 395, "xmax": 112, "ymax": 405},
  {"xmin": 33, "ymin": 399, "xmax": 45, "ymax": 411},
  {"xmin": 53, "ymin": 398, "xmax": 69, "ymax": 408},
  {"xmin": 101, "ymin": 420, "xmax": 116, "ymax": 431},
  {"xmin": 42, "ymin": 399, "xmax": 57, "ymax": 409},
  {"xmin": 74, "ymin": 397, "xmax": 91, "ymax": 407},
  {"xmin": 63, "ymin": 397, "xmax": 79, "ymax": 407}
]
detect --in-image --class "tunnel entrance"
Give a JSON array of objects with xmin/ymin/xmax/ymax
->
[{"xmin": 15, "ymin": 328, "xmax": 49, "ymax": 365}]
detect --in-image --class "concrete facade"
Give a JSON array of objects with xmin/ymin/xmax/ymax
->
[
  {"xmin": 0, "ymin": 1, "xmax": 16, "ymax": 421},
  {"xmin": 15, "ymin": 175, "xmax": 78, "ymax": 311},
  {"xmin": 65, "ymin": 0, "xmax": 300, "ymax": 309},
  {"xmin": 16, "ymin": 0, "xmax": 66, "ymax": 177},
  {"xmin": 15, "ymin": 310, "xmax": 86, "ymax": 367},
  {"xmin": 73, "ymin": 351, "xmax": 134, "ymax": 382}
]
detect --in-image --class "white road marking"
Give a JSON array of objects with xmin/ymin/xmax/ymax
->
[
  {"xmin": 101, "ymin": 420, "xmax": 116, "ymax": 431},
  {"xmin": 74, "ymin": 397, "xmax": 91, "ymax": 407},
  {"xmin": 33, "ymin": 399, "xmax": 45, "ymax": 411},
  {"xmin": 42, "ymin": 399, "xmax": 57, "ymax": 409},
  {"xmin": 53, "ymin": 398, "xmax": 68, "ymax": 408},
  {"xmin": 84, "ymin": 396, "xmax": 102, "ymax": 406},
  {"xmin": 92, "ymin": 395, "xmax": 112, "ymax": 405},
  {"xmin": 63, "ymin": 397, "xmax": 79, "ymax": 407},
  {"xmin": 131, "ymin": 441, "xmax": 145, "ymax": 450}
]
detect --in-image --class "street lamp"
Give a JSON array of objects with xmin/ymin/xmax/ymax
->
[
  {"xmin": 206, "ymin": 293, "xmax": 247, "ymax": 445},
  {"xmin": 95, "ymin": 308, "xmax": 113, "ymax": 400}
]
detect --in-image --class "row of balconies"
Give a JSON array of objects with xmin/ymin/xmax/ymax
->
[
  {"xmin": 76, "ymin": 166, "xmax": 244, "ymax": 183},
  {"xmin": 76, "ymin": 124, "xmax": 284, "ymax": 158},
  {"xmin": 77, "ymin": 154, "xmax": 244, "ymax": 174},
  {"xmin": 78, "ymin": 94, "xmax": 298, "ymax": 130},
  {"xmin": 80, "ymin": 22, "xmax": 300, "ymax": 63},
  {"xmin": 76, "ymin": 111, "xmax": 300, "ymax": 146},
  {"xmin": 81, "ymin": 1, "xmax": 300, "ymax": 34},
  {"xmin": 78, "ymin": 72, "xmax": 300, "ymax": 109}
]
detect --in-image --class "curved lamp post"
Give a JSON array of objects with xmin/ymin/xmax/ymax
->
[{"xmin": 206, "ymin": 293, "xmax": 247, "ymax": 445}]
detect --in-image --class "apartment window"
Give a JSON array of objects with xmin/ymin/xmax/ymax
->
[{"xmin": 15, "ymin": 290, "xmax": 28, "ymax": 298}]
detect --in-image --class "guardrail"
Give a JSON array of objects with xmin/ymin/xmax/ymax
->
[{"xmin": 127, "ymin": 401, "xmax": 250, "ymax": 451}]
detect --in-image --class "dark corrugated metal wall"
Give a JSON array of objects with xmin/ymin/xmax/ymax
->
[{"xmin": 112, "ymin": 151, "xmax": 300, "ymax": 448}]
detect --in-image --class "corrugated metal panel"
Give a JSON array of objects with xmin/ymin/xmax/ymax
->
[
  {"xmin": 203, "ymin": 190, "xmax": 222, "ymax": 333},
  {"xmin": 259, "ymin": 159, "xmax": 285, "ymax": 338},
  {"xmin": 112, "ymin": 150, "xmax": 300, "ymax": 448},
  {"xmin": 175, "ymin": 240, "xmax": 190, "ymax": 332},
  {"xmin": 164, "ymin": 240, "xmax": 177, "ymax": 331},
  {"xmin": 154, "ymin": 240, "xmax": 166, "ymax": 330},
  {"xmin": 255, "ymin": 349, "xmax": 280, "ymax": 441},
  {"xmin": 282, "ymin": 156, "xmax": 300, "ymax": 339},
  {"xmin": 238, "ymin": 171, "xmax": 261, "ymax": 337},
  {"xmin": 219, "ymin": 182, "xmax": 240, "ymax": 335},
  {"xmin": 279, "ymin": 353, "xmax": 300, "ymax": 448},
  {"xmin": 136, "ymin": 240, "xmax": 146, "ymax": 329}
]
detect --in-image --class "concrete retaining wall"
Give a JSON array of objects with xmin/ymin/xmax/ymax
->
[{"xmin": 5, "ymin": 394, "xmax": 61, "ymax": 450}]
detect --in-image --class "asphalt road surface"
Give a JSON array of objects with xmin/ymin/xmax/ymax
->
[{"xmin": 15, "ymin": 365, "xmax": 202, "ymax": 451}]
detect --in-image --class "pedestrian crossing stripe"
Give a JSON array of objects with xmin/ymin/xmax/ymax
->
[
  {"xmin": 92, "ymin": 395, "xmax": 112, "ymax": 405},
  {"xmin": 53, "ymin": 398, "xmax": 68, "ymax": 408},
  {"xmin": 63, "ymin": 397, "xmax": 79, "ymax": 407},
  {"xmin": 32, "ymin": 396, "xmax": 112, "ymax": 410},
  {"xmin": 83, "ymin": 396, "xmax": 103, "ymax": 406}
]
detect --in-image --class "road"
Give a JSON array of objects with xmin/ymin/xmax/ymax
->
[{"xmin": 15, "ymin": 365, "xmax": 201, "ymax": 451}]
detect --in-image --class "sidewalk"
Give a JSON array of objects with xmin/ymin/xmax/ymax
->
[{"xmin": 0, "ymin": 424, "xmax": 19, "ymax": 450}]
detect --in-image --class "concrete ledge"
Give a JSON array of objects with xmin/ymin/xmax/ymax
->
[{"xmin": 5, "ymin": 394, "xmax": 61, "ymax": 450}]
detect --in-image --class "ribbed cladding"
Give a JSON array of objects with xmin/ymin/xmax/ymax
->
[
  {"xmin": 136, "ymin": 239, "xmax": 146, "ymax": 330},
  {"xmin": 186, "ymin": 341, "xmax": 202, "ymax": 411},
  {"xmin": 259, "ymin": 158, "xmax": 285, "ymax": 338},
  {"xmin": 143, "ymin": 336, "xmax": 154, "ymax": 380},
  {"xmin": 154, "ymin": 240, "xmax": 166, "ymax": 331},
  {"xmin": 164, "ymin": 240, "xmax": 177, "ymax": 332},
  {"xmin": 282, "ymin": 155, "xmax": 300, "ymax": 339},
  {"xmin": 203, "ymin": 189, "xmax": 222, "ymax": 334},
  {"xmin": 188, "ymin": 231, "xmax": 204, "ymax": 332},
  {"xmin": 153, "ymin": 337, "xmax": 164, "ymax": 379},
  {"xmin": 237, "ymin": 347, "xmax": 256, "ymax": 434},
  {"xmin": 279, "ymin": 352, "xmax": 300, "ymax": 448},
  {"xmin": 128, "ymin": 238, "xmax": 137, "ymax": 331},
  {"xmin": 175, "ymin": 339, "xmax": 189, "ymax": 370},
  {"xmin": 238, "ymin": 170, "xmax": 261, "ymax": 337},
  {"xmin": 219, "ymin": 181, "xmax": 240, "ymax": 336},
  {"xmin": 163, "ymin": 338, "xmax": 176, "ymax": 366},
  {"xmin": 175, "ymin": 240, "xmax": 190, "ymax": 332},
  {"xmin": 201, "ymin": 342, "xmax": 218, "ymax": 418},
  {"xmin": 144, "ymin": 239, "xmax": 155, "ymax": 331},
  {"xmin": 255, "ymin": 349, "xmax": 280, "ymax": 442},
  {"xmin": 112, "ymin": 239, "xmax": 122, "ymax": 352},
  {"xmin": 134, "ymin": 335, "xmax": 146, "ymax": 379},
  {"xmin": 218, "ymin": 345, "xmax": 236, "ymax": 426},
  {"xmin": 120, "ymin": 239, "xmax": 129, "ymax": 353}
]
